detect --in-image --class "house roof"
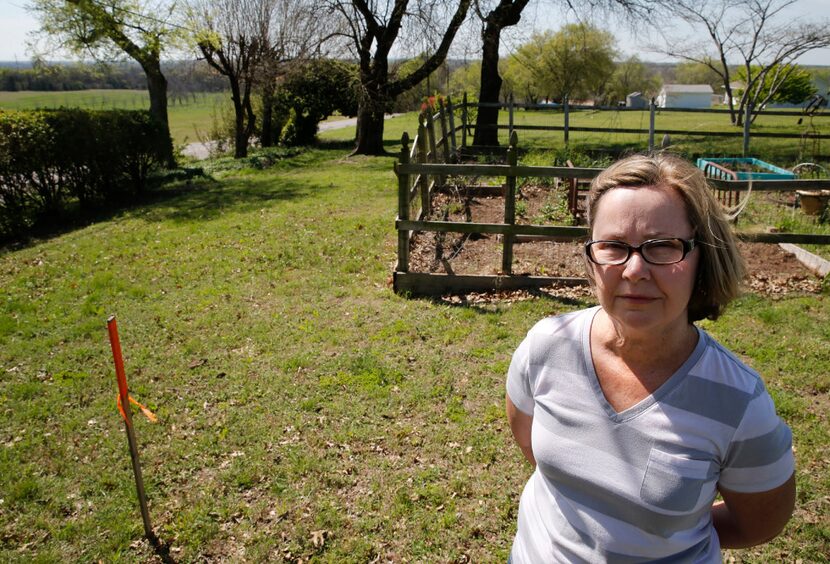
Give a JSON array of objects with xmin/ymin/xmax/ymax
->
[{"xmin": 661, "ymin": 84, "xmax": 714, "ymax": 94}]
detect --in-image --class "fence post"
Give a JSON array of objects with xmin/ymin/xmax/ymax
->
[
  {"xmin": 649, "ymin": 98, "xmax": 656, "ymax": 152},
  {"xmin": 447, "ymin": 95, "xmax": 458, "ymax": 159},
  {"xmin": 425, "ymin": 109, "xmax": 438, "ymax": 163},
  {"xmin": 461, "ymin": 92, "xmax": 468, "ymax": 149},
  {"xmin": 743, "ymin": 103, "xmax": 752, "ymax": 157},
  {"xmin": 563, "ymin": 95, "xmax": 569, "ymax": 145},
  {"xmin": 397, "ymin": 132, "xmax": 411, "ymax": 273},
  {"xmin": 439, "ymin": 98, "xmax": 451, "ymax": 163},
  {"xmin": 509, "ymin": 93, "xmax": 515, "ymax": 145},
  {"xmin": 502, "ymin": 131, "xmax": 518, "ymax": 274},
  {"xmin": 417, "ymin": 118, "xmax": 430, "ymax": 219}
]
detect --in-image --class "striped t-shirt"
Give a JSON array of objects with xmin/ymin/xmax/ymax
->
[{"xmin": 506, "ymin": 307, "xmax": 794, "ymax": 563}]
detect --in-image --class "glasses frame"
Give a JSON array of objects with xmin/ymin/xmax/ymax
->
[{"xmin": 584, "ymin": 238, "xmax": 697, "ymax": 266}]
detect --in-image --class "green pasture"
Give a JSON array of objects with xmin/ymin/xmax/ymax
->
[
  {"xmin": 0, "ymin": 89, "xmax": 228, "ymax": 146},
  {"xmin": 499, "ymin": 108, "xmax": 828, "ymax": 166}
]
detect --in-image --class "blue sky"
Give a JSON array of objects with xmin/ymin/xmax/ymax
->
[{"xmin": 1, "ymin": 0, "xmax": 828, "ymax": 65}]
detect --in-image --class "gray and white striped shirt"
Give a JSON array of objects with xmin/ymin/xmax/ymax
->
[{"xmin": 507, "ymin": 307, "xmax": 794, "ymax": 563}]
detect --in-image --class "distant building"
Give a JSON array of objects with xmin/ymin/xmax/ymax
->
[
  {"xmin": 626, "ymin": 92, "xmax": 648, "ymax": 109},
  {"xmin": 656, "ymin": 84, "xmax": 714, "ymax": 108}
]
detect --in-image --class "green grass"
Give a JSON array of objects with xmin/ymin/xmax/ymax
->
[
  {"xmin": 0, "ymin": 114, "xmax": 828, "ymax": 561},
  {"xmin": 0, "ymin": 89, "xmax": 228, "ymax": 146},
  {"xmin": 485, "ymin": 107, "xmax": 830, "ymax": 167}
]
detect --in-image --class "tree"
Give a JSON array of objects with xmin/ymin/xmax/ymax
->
[
  {"xmin": 185, "ymin": 0, "xmax": 334, "ymax": 157},
  {"xmin": 736, "ymin": 63, "xmax": 816, "ymax": 106},
  {"xmin": 269, "ymin": 59, "xmax": 359, "ymax": 146},
  {"xmin": 449, "ymin": 60, "xmax": 483, "ymax": 98},
  {"xmin": 470, "ymin": 0, "xmax": 659, "ymax": 146},
  {"xmin": 472, "ymin": 0, "xmax": 530, "ymax": 147},
  {"xmin": 603, "ymin": 56, "xmax": 661, "ymax": 105},
  {"xmin": 391, "ymin": 53, "xmax": 452, "ymax": 113},
  {"xmin": 674, "ymin": 60, "xmax": 724, "ymax": 93},
  {"xmin": 29, "ymin": 0, "xmax": 175, "ymax": 164},
  {"xmin": 510, "ymin": 24, "xmax": 617, "ymax": 103},
  {"xmin": 327, "ymin": 0, "xmax": 473, "ymax": 156},
  {"xmin": 658, "ymin": 0, "xmax": 830, "ymax": 124}
]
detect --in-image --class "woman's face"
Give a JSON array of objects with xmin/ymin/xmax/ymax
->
[{"xmin": 589, "ymin": 185, "xmax": 699, "ymax": 336}]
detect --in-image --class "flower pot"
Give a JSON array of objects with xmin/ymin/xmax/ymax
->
[{"xmin": 796, "ymin": 190, "xmax": 830, "ymax": 216}]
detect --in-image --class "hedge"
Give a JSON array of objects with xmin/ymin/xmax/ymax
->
[{"xmin": 0, "ymin": 108, "xmax": 171, "ymax": 240}]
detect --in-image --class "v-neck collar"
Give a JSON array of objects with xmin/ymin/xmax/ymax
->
[{"xmin": 581, "ymin": 306, "xmax": 708, "ymax": 423}]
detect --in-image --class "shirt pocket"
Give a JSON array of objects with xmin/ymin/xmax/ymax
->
[{"xmin": 640, "ymin": 448, "xmax": 713, "ymax": 512}]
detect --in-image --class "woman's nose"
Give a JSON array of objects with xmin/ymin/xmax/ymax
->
[{"xmin": 622, "ymin": 250, "xmax": 652, "ymax": 281}]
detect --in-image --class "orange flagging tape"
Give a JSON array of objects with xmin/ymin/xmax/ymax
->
[{"xmin": 117, "ymin": 393, "xmax": 158, "ymax": 424}]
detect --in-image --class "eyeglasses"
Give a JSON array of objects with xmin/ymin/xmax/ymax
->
[{"xmin": 584, "ymin": 238, "xmax": 696, "ymax": 265}]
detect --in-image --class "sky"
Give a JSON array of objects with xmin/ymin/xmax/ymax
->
[{"xmin": 0, "ymin": 0, "xmax": 828, "ymax": 66}]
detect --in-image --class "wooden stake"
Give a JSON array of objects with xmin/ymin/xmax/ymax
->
[{"xmin": 107, "ymin": 315, "xmax": 157, "ymax": 544}]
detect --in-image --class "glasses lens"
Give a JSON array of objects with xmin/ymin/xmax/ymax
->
[
  {"xmin": 641, "ymin": 239, "xmax": 684, "ymax": 264},
  {"xmin": 589, "ymin": 241, "xmax": 629, "ymax": 264}
]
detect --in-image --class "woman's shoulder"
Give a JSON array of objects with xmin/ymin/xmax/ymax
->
[
  {"xmin": 527, "ymin": 306, "xmax": 597, "ymax": 338},
  {"xmin": 693, "ymin": 329, "xmax": 766, "ymax": 397}
]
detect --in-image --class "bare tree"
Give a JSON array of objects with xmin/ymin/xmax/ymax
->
[
  {"xmin": 185, "ymin": 0, "xmax": 332, "ymax": 157},
  {"xmin": 658, "ymin": 0, "xmax": 830, "ymax": 124},
  {"xmin": 327, "ymin": 0, "xmax": 473, "ymax": 156}
]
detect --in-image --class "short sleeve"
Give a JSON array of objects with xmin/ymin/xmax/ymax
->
[
  {"xmin": 506, "ymin": 335, "xmax": 534, "ymax": 415},
  {"xmin": 719, "ymin": 383, "xmax": 795, "ymax": 493}
]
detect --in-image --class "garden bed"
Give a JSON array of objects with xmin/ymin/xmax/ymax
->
[{"xmin": 408, "ymin": 186, "xmax": 824, "ymax": 298}]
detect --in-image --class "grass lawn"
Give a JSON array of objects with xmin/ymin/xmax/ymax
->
[{"xmin": 0, "ymin": 114, "xmax": 828, "ymax": 562}]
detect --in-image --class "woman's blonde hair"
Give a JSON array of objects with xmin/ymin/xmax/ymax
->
[{"xmin": 585, "ymin": 153, "xmax": 746, "ymax": 322}]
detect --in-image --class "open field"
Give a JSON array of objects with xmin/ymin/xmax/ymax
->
[
  {"xmin": 1, "ymin": 109, "xmax": 829, "ymax": 560},
  {"xmin": 499, "ymin": 108, "xmax": 830, "ymax": 166},
  {"xmin": 0, "ymin": 90, "xmax": 228, "ymax": 146}
]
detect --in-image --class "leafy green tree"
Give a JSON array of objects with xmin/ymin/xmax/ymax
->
[
  {"xmin": 603, "ymin": 56, "xmax": 661, "ymax": 105},
  {"xmin": 449, "ymin": 61, "xmax": 483, "ymax": 99},
  {"xmin": 509, "ymin": 24, "xmax": 617, "ymax": 103},
  {"xmin": 29, "ymin": 0, "xmax": 175, "ymax": 164},
  {"xmin": 736, "ymin": 64, "xmax": 817, "ymax": 106},
  {"xmin": 674, "ymin": 60, "xmax": 724, "ymax": 93}
]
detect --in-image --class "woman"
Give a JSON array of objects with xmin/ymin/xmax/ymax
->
[{"xmin": 506, "ymin": 154, "xmax": 795, "ymax": 562}]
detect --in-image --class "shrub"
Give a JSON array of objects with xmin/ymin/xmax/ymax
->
[
  {"xmin": 262, "ymin": 59, "xmax": 359, "ymax": 147},
  {"xmin": 0, "ymin": 108, "xmax": 171, "ymax": 240}
]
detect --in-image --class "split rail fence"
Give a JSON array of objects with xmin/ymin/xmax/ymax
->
[{"xmin": 393, "ymin": 98, "xmax": 830, "ymax": 297}]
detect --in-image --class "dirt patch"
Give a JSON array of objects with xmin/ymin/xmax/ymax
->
[{"xmin": 408, "ymin": 186, "xmax": 824, "ymax": 300}]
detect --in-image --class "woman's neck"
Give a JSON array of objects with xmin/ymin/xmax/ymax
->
[{"xmin": 595, "ymin": 309, "xmax": 698, "ymax": 367}]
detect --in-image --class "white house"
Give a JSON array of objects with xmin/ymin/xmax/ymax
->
[{"xmin": 656, "ymin": 84, "xmax": 714, "ymax": 108}]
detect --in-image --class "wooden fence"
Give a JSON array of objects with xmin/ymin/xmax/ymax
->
[
  {"xmin": 464, "ymin": 94, "xmax": 830, "ymax": 157},
  {"xmin": 393, "ymin": 104, "xmax": 830, "ymax": 296}
]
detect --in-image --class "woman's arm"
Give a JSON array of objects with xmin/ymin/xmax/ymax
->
[
  {"xmin": 713, "ymin": 473, "xmax": 796, "ymax": 548},
  {"xmin": 506, "ymin": 394, "xmax": 535, "ymax": 466}
]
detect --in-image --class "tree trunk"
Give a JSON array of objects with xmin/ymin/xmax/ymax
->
[
  {"xmin": 230, "ymin": 80, "xmax": 248, "ymax": 158},
  {"xmin": 471, "ymin": 0, "xmax": 529, "ymax": 148},
  {"xmin": 143, "ymin": 62, "xmax": 175, "ymax": 166},
  {"xmin": 353, "ymin": 102, "xmax": 387, "ymax": 156},
  {"xmin": 473, "ymin": 22, "xmax": 503, "ymax": 147}
]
